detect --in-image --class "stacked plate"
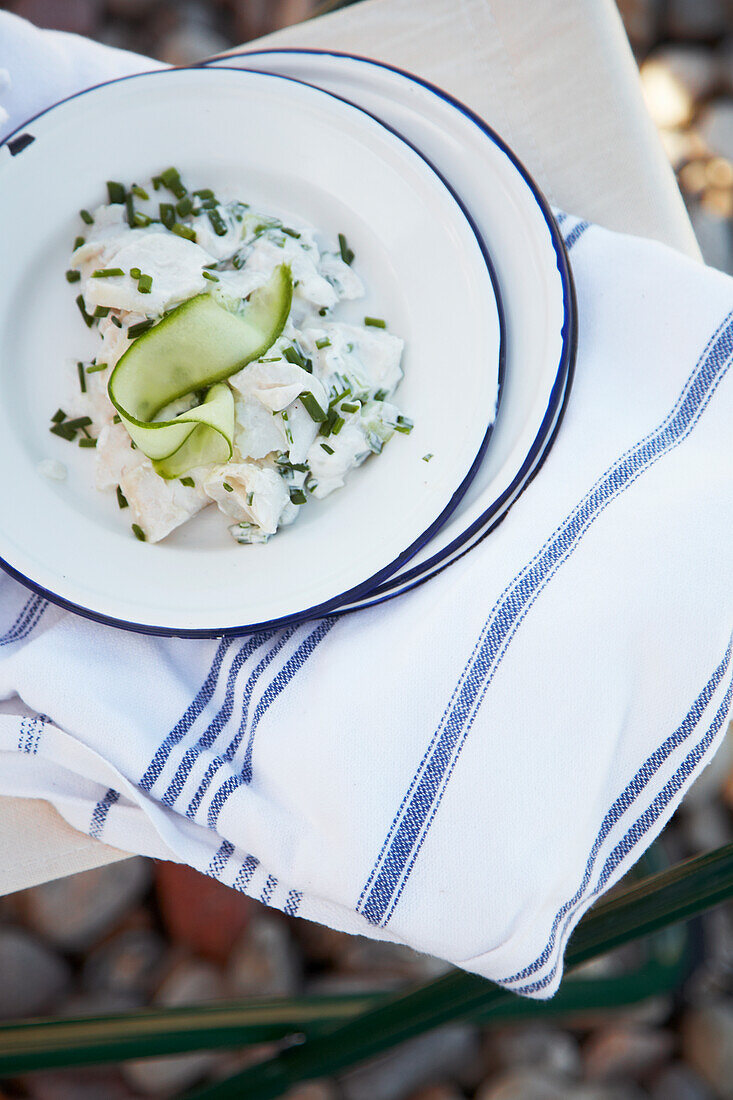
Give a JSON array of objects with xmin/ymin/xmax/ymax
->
[{"xmin": 0, "ymin": 54, "xmax": 575, "ymax": 636}]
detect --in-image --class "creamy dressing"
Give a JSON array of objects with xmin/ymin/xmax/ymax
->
[{"xmin": 61, "ymin": 173, "xmax": 408, "ymax": 544}]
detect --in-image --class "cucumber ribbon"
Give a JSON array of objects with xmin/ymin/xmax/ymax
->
[{"xmin": 108, "ymin": 264, "xmax": 292, "ymax": 478}]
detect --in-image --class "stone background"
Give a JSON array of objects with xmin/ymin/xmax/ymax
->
[{"xmin": 0, "ymin": 1, "xmax": 732, "ymax": 1098}]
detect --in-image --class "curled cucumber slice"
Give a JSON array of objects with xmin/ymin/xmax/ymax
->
[{"xmin": 108, "ymin": 264, "xmax": 292, "ymax": 478}]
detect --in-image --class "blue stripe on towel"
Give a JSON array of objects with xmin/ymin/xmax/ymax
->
[
  {"xmin": 205, "ymin": 619, "xmax": 335, "ymax": 829},
  {"xmin": 207, "ymin": 840, "xmax": 234, "ymax": 879},
  {"xmin": 358, "ymin": 307, "xmax": 733, "ymax": 928},
  {"xmin": 232, "ymin": 854, "xmax": 259, "ymax": 893},
  {"xmin": 513, "ymin": 652, "xmax": 733, "ymax": 995},
  {"xmin": 284, "ymin": 890, "xmax": 302, "ymax": 916},
  {"xmin": 89, "ymin": 788, "xmax": 120, "ymax": 838},
  {"xmin": 139, "ymin": 638, "xmax": 233, "ymax": 793},
  {"xmin": 0, "ymin": 594, "xmax": 47, "ymax": 646},
  {"xmin": 161, "ymin": 631, "xmax": 279, "ymax": 808},
  {"xmin": 260, "ymin": 874, "xmax": 277, "ymax": 906},
  {"xmin": 499, "ymin": 634, "xmax": 733, "ymax": 990},
  {"xmin": 185, "ymin": 627, "xmax": 298, "ymax": 819},
  {"xmin": 564, "ymin": 220, "xmax": 590, "ymax": 250}
]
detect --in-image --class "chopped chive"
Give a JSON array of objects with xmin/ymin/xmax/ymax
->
[
  {"xmin": 160, "ymin": 167, "xmax": 185, "ymax": 198},
  {"xmin": 338, "ymin": 232, "xmax": 354, "ymax": 265},
  {"xmin": 127, "ymin": 319, "xmax": 154, "ymax": 338},
  {"xmin": 113, "ymin": 414, "xmax": 121, "ymax": 424},
  {"xmin": 111, "ymin": 316, "xmax": 122, "ymax": 328},
  {"xmin": 51, "ymin": 409, "xmax": 66, "ymax": 424},
  {"xmin": 319, "ymin": 308, "xmax": 328, "ymax": 316},
  {"xmin": 364, "ymin": 316, "xmax": 386, "ymax": 328},
  {"xmin": 329, "ymin": 387, "xmax": 351, "ymax": 407},
  {"xmin": 320, "ymin": 442, "xmax": 334, "ymax": 455},
  {"xmin": 180, "ymin": 476, "xmax": 195, "ymax": 487},
  {"xmin": 131, "ymin": 183, "xmax": 149, "ymax": 201},
  {"xmin": 315, "ymin": 337, "xmax": 331, "ymax": 349},
  {"xmin": 282, "ymin": 226, "xmax": 301, "ymax": 238},
  {"xmin": 133, "ymin": 212, "xmax": 152, "ymax": 227},
  {"xmin": 73, "ymin": 235, "xmax": 85, "ymax": 251},
  {"xmin": 331, "ymin": 415, "xmax": 345, "ymax": 436},
  {"xmin": 259, "ymin": 356, "xmax": 282, "ymax": 363},
  {"xmin": 289, "ymin": 488, "xmax": 307, "ymax": 505},
  {"xmin": 75, "ymin": 295, "xmax": 94, "ymax": 328},
  {"xmin": 50, "ymin": 423, "xmax": 76, "ymax": 441},
  {"xmin": 116, "ymin": 485, "xmax": 129, "ymax": 508},
  {"xmin": 232, "ymin": 251, "xmax": 246, "ymax": 269},
  {"xmin": 64, "ymin": 416, "xmax": 92, "ymax": 429},
  {"xmin": 171, "ymin": 223, "xmax": 196, "ymax": 242},
  {"xmin": 80, "ymin": 209, "xmax": 94, "ymax": 225},
  {"xmin": 299, "ymin": 391, "xmax": 327, "ymax": 423},
  {"xmin": 283, "ymin": 345, "xmax": 306, "ymax": 369},
  {"xmin": 222, "ymin": 482, "xmax": 234, "ymax": 493},
  {"xmin": 374, "ymin": 389, "xmax": 388, "ymax": 401},
  {"xmin": 247, "ymin": 492, "xmax": 254, "ymax": 506},
  {"xmin": 193, "ymin": 188, "xmax": 215, "ymax": 201},
  {"xmin": 131, "ymin": 523, "xmax": 146, "ymax": 541},
  {"xmin": 106, "ymin": 181, "xmax": 126, "ymax": 204},
  {"xmin": 130, "ymin": 267, "xmax": 141, "ymax": 280},
  {"xmin": 79, "ymin": 437, "xmax": 97, "ymax": 448},
  {"xmin": 77, "ymin": 361, "xmax": 86, "ymax": 393},
  {"xmin": 202, "ymin": 270, "xmax": 219, "ymax": 282},
  {"xmin": 137, "ymin": 273, "xmax": 153, "ymax": 294},
  {"xmin": 125, "ymin": 192, "xmax": 135, "ymax": 227},
  {"xmin": 207, "ymin": 208, "xmax": 228, "ymax": 237},
  {"xmin": 65, "ymin": 269, "xmax": 81, "ymax": 283},
  {"xmin": 159, "ymin": 203, "xmax": 175, "ymax": 229},
  {"xmin": 93, "ymin": 305, "xmax": 110, "ymax": 318},
  {"xmin": 176, "ymin": 195, "xmax": 193, "ymax": 217},
  {"xmin": 152, "ymin": 176, "xmax": 162, "ymax": 191},
  {"xmin": 91, "ymin": 268, "xmax": 125, "ymax": 278},
  {"xmin": 422, "ymin": 453, "xmax": 433, "ymax": 462},
  {"xmin": 86, "ymin": 362, "xmax": 107, "ymax": 373},
  {"xmin": 394, "ymin": 416, "xmax": 414, "ymax": 434},
  {"xmin": 340, "ymin": 401, "xmax": 359, "ymax": 413}
]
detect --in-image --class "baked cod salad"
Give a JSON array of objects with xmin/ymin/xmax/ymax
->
[{"xmin": 51, "ymin": 168, "xmax": 411, "ymax": 544}]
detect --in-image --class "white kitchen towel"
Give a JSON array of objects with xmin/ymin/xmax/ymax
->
[{"xmin": 0, "ymin": 12, "xmax": 731, "ymax": 998}]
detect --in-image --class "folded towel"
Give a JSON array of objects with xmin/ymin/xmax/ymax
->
[{"xmin": 0, "ymin": 11, "xmax": 731, "ymax": 998}]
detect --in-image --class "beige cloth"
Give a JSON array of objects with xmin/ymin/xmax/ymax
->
[{"xmin": 0, "ymin": 0, "xmax": 698, "ymax": 896}]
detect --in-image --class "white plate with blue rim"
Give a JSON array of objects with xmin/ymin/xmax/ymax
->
[
  {"xmin": 203, "ymin": 50, "xmax": 576, "ymax": 615},
  {"xmin": 0, "ymin": 65, "xmax": 503, "ymax": 635}
]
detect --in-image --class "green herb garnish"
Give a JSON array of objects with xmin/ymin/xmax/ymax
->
[
  {"xmin": 86, "ymin": 362, "xmax": 107, "ymax": 373},
  {"xmin": 180, "ymin": 476, "xmax": 195, "ymax": 487},
  {"xmin": 222, "ymin": 482, "xmax": 234, "ymax": 493},
  {"xmin": 289, "ymin": 488, "xmax": 307, "ymax": 505},
  {"xmin": 79, "ymin": 209, "xmax": 94, "ymax": 225},
  {"xmin": 299, "ymin": 391, "xmax": 327, "ymax": 423},
  {"xmin": 338, "ymin": 232, "xmax": 354, "ymax": 265},
  {"xmin": 137, "ymin": 273, "xmax": 153, "ymax": 294},
  {"xmin": 75, "ymin": 295, "xmax": 94, "ymax": 328},
  {"xmin": 131, "ymin": 523, "xmax": 146, "ymax": 541},
  {"xmin": 73, "ymin": 236, "xmax": 85, "ymax": 251},
  {"xmin": 159, "ymin": 203, "xmax": 175, "ymax": 229},
  {"xmin": 106, "ymin": 181, "xmax": 126, "ymax": 204},
  {"xmin": 171, "ymin": 223, "xmax": 196, "ymax": 242},
  {"xmin": 207, "ymin": 209, "xmax": 228, "ymax": 237},
  {"xmin": 202, "ymin": 270, "xmax": 219, "ymax": 282},
  {"xmin": 79, "ymin": 437, "xmax": 97, "ymax": 448},
  {"xmin": 93, "ymin": 306, "xmax": 110, "ymax": 318},
  {"xmin": 160, "ymin": 167, "xmax": 186, "ymax": 198},
  {"xmin": 132, "ymin": 183, "xmax": 149, "ymax": 201},
  {"xmin": 116, "ymin": 486, "xmax": 129, "ymax": 509},
  {"xmin": 127, "ymin": 319, "xmax": 154, "ymax": 339},
  {"xmin": 364, "ymin": 316, "xmax": 386, "ymax": 328},
  {"xmin": 320, "ymin": 442, "xmax": 334, "ymax": 455},
  {"xmin": 77, "ymin": 361, "xmax": 86, "ymax": 393},
  {"xmin": 65, "ymin": 270, "xmax": 81, "ymax": 283},
  {"xmin": 91, "ymin": 268, "xmax": 125, "ymax": 278},
  {"xmin": 315, "ymin": 337, "xmax": 331, "ymax": 349}
]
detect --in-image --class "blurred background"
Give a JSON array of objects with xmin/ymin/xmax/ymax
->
[{"xmin": 0, "ymin": 1, "xmax": 732, "ymax": 1098}]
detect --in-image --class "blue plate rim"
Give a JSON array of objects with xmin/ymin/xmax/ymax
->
[{"xmin": 0, "ymin": 62, "xmax": 506, "ymax": 637}]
